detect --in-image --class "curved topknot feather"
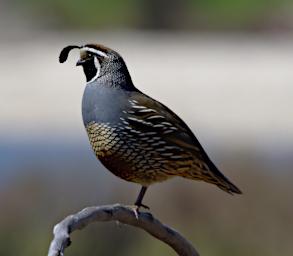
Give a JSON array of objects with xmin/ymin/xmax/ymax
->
[{"xmin": 59, "ymin": 45, "xmax": 81, "ymax": 63}]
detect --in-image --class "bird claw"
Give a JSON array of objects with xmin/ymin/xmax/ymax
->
[
  {"xmin": 133, "ymin": 207, "xmax": 139, "ymax": 219},
  {"xmin": 126, "ymin": 205, "xmax": 140, "ymax": 219},
  {"xmin": 127, "ymin": 203, "xmax": 150, "ymax": 219}
]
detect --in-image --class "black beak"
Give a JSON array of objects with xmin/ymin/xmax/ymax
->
[{"xmin": 76, "ymin": 59, "xmax": 85, "ymax": 66}]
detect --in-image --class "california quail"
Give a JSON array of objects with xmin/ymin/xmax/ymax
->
[{"xmin": 59, "ymin": 44, "xmax": 242, "ymax": 209}]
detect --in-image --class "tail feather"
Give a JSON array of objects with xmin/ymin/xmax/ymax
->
[
  {"xmin": 216, "ymin": 176, "xmax": 242, "ymax": 194},
  {"xmin": 203, "ymin": 157, "xmax": 242, "ymax": 194},
  {"xmin": 184, "ymin": 161, "xmax": 242, "ymax": 194}
]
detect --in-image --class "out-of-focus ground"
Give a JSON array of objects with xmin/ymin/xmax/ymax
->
[
  {"xmin": 1, "ymin": 1, "xmax": 293, "ymax": 255},
  {"xmin": 0, "ymin": 30, "xmax": 292, "ymax": 256}
]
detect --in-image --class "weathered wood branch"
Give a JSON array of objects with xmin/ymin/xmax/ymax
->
[{"xmin": 47, "ymin": 204, "xmax": 199, "ymax": 256}]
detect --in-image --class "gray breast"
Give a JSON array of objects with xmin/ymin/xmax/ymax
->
[{"xmin": 82, "ymin": 82, "xmax": 129, "ymax": 126}]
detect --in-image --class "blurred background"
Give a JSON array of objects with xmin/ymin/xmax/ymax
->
[{"xmin": 0, "ymin": 0, "xmax": 293, "ymax": 255}]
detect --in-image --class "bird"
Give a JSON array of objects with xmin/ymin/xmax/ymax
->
[{"xmin": 59, "ymin": 43, "xmax": 242, "ymax": 209}]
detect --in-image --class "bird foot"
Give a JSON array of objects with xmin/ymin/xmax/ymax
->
[{"xmin": 127, "ymin": 203, "xmax": 150, "ymax": 219}]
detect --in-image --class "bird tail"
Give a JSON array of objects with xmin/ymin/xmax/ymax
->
[
  {"xmin": 184, "ymin": 162, "xmax": 242, "ymax": 194},
  {"xmin": 214, "ymin": 175, "xmax": 242, "ymax": 194},
  {"xmin": 210, "ymin": 161, "xmax": 242, "ymax": 194}
]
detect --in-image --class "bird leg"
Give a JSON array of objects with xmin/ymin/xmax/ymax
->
[
  {"xmin": 134, "ymin": 186, "xmax": 149, "ymax": 210},
  {"xmin": 128, "ymin": 186, "xmax": 149, "ymax": 219}
]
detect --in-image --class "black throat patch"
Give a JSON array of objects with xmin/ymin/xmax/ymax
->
[{"xmin": 82, "ymin": 58, "xmax": 98, "ymax": 82}]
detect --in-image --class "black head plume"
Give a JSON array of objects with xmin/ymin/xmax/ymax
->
[{"xmin": 59, "ymin": 45, "xmax": 81, "ymax": 63}]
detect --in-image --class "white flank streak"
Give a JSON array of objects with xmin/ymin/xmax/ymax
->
[
  {"xmin": 127, "ymin": 116, "xmax": 153, "ymax": 126},
  {"xmin": 161, "ymin": 122, "xmax": 173, "ymax": 126},
  {"xmin": 153, "ymin": 124, "xmax": 164, "ymax": 128},
  {"xmin": 147, "ymin": 115, "xmax": 165, "ymax": 120},
  {"xmin": 132, "ymin": 105, "xmax": 146, "ymax": 109},
  {"xmin": 87, "ymin": 56, "xmax": 100, "ymax": 84},
  {"xmin": 138, "ymin": 109, "xmax": 157, "ymax": 113},
  {"xmin": 82, "ymin": 47, "xmax": 108, "ymax": 58}
]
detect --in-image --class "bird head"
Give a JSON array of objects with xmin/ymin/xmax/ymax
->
[{"xmin": 59, "ymin": 44, "xmax": 129, "ymax": 84}]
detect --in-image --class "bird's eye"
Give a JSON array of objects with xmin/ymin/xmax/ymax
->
[{"xmin": 87, "ymin": 53, "xmax": 92, "ymax": 58}]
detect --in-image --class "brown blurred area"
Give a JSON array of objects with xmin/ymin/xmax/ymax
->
[{"xmin": 0, "ymin": 1, "xmax": 293, "ymax": 255}]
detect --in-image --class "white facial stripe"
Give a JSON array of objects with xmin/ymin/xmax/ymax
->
[
  {"xmin": 82, "ymin": 47, "xmax": 108, "ymax": 58},
  {"xmin": 87, "ymin": 56, "xmax": 100, "ymax": 84}
]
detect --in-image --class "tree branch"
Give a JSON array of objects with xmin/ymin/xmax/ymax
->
[{"xmin": 47, "ymin": 204, "xmax": 199, "ymax": 256}]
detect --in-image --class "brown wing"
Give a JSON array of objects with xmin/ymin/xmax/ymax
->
[{"xmin": 124, "ymin": 91, "xmax": 241, "ymax": 194}]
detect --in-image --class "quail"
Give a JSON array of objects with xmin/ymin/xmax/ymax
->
[{"xmin": 59, "ymin": 44, "xmax": 241, "ymax": 209}]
